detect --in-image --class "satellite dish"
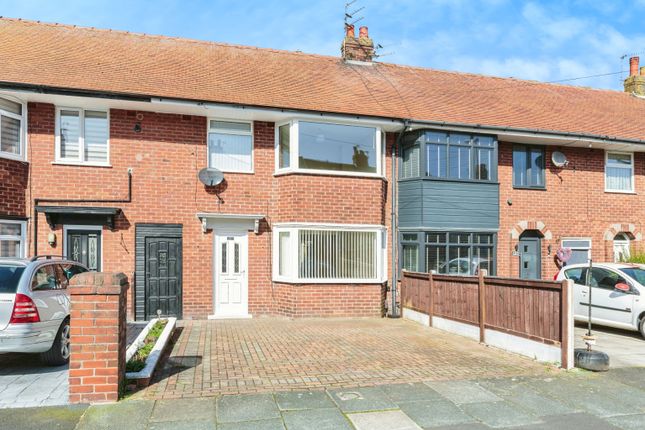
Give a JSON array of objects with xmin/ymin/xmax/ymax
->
[
  {"xmin": 551, "ymin": 151, "xmax": 568, "ymax": 168},
  {"xmin": 198, "ymin": 167, "xmax": 224, "ymax": 187}
]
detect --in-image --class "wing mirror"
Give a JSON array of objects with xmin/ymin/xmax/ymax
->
[{"xmin": 615, "ymin": 282, "xmax": 631, "ymax": 293}]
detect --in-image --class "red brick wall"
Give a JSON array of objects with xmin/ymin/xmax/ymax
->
[
  {"xmin": 272, "ymin": 283, "xmax": 386, "ymax": 317},
  {"xmin": 68, "ymin": 272, "xmax": 128, "ymax": 404},
  {"xmin": 0, "ymin": 157, "xmax": 28, "ymax": 217},
  {"xmin": 27, "ymin": 103, "xmax": 393, "ymax": 318},
  {"xmin": 498, "ymin": 142, "xmax": 645, "ymax": 279}
]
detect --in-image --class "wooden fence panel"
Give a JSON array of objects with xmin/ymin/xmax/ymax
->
[{"xmin": 401, "ymin": 271, "xmax": 565, "ymax": 345}]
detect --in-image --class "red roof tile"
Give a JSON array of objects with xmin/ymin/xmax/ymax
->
[{"xmin": 1, "ymin": 18, "xmax": 644, "ymax": 142}]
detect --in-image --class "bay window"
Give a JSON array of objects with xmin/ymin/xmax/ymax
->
[
  {"xmin": 0, "ymin": 96, "xmax": 24, "ymax": 160},
  {"xmin": 400, "ymin": 130, "xmax": 496, "ymax": 181},
  {"xmin": 274, "ymin": 224, "xmax": 387, "ymax": 283},
  {"xmin": 208, "ymin": 120, "xmax": 253, "ymax": 173},
  {"xmin": 56, "ymin": 108, "xmax": 109, "ymax": 165},
  {"xmin": 275, "ymin": 120, "xmax": 382, "ymax": 176},
  {"xmin": 0, "ymin": 220, "xmax": 26, "ymax": 258},
  {"xmin": 605, "ymin": 151, "xmax": 633, "ymax": 192}
]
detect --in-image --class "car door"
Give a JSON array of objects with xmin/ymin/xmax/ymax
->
[
  {"xmin": 562, "ymin": 267, "xmax": 587, "ymax": 318},
  {"xmin": 30, "ymin": 264, "xmax": 66, "ymax": 322},
  {"xmin": 587, "ymin": 267, "xmax": 634, "ymax": 327}
]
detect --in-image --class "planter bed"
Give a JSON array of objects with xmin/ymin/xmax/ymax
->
[{"xmin": 125, "ymin": 317, "xmax": 176, "ymax": 387}]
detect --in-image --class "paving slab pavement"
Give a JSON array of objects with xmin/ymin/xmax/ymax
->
[{"xmin": 0, "ymin": 369, "xmax": 644, "ymax": 429}]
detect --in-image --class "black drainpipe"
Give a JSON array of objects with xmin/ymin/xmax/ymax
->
[
  {"xmin": 389, "ymin": 121, "xmax": 409, "ymax": 318},
  {"xmin": 33, "ymin": 169, "xmax": 133, "ymax": 255}
]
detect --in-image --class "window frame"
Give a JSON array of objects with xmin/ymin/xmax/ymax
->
[
  {"xmin": 207, "ymin": 118, "xmax": 254, "ymax": 174},
  {"xmin": 399, "ymin": 230, "xmax": 496, "ymax": 276},
  {"xmin": 0, "ymin": 219, "xmax": 27, "ymax": 258},
  {"xmin": 0, "ymin": 94, "xmax": 27, "ymax": 162},
  {"xmin": 604, "ymin": 151, "xmax": 634, "ymax": 193},
  {"xmin": 274, "ymin": 119, "xmax": 383, "ymax": 178},
  {"xmin": 561, "ymin": 237, "xmax": 591, "ymax": 265},
  {"xmin": 272, "ymin": 223, "xmax": 387, "ymax": 284},
  {"xmin": 54, "ymin": 106, "xmax": 110, "ymax": 167},
  {"xmin": 512, "ymin": 144, "xmax": 546, "ymax": 189},
  {"xmin": 399, "ymin": 130, "xmax": 498, "ymax": 183}
]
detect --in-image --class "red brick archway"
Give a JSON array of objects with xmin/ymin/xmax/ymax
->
[{"xmin": 603, "ymin": 223, "xmax": 642, "ymax": 261}]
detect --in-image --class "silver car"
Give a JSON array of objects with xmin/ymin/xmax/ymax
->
[{"xmin": 0, "ymin": 256, "xmax": 87, "ymax": 365}]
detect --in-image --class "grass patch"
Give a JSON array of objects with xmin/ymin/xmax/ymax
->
[{"xmin": 126, "ymin": 319, "xmax": 168, "ymax": 373}]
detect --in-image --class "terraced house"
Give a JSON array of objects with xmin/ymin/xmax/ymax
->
[{"xmin": 1, "ymin": 18, "xmax": 645, "ymax": 320}]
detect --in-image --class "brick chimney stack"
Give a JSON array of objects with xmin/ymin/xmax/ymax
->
[
  {"xmin": 624, "ymin": 56, "xmax": 645, "ymax": 96},
  {"xmin": 341, "ymin": 24, "xmax": 375, "ymax": 63}
]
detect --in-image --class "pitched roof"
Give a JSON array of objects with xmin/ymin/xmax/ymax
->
[{"xmin": 1, "ymin": 17, "xmax": 644, "ymax": 142}]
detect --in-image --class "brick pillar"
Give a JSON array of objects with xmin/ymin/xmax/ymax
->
[{"xmin": 68, "ymin": 272, "xmax": 128, "ymax": 404}]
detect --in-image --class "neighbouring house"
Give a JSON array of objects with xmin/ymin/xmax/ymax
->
[{"xmin": 0, "ymin": 18, "xmax": 644, "ymax": 320}]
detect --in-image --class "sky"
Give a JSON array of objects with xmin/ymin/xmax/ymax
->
[{"xmin": 2, "ymin": 0, "xmax": 645, "ymax": 90}]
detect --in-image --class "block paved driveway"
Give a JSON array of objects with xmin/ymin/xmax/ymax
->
[{"xmin": 140, "ymin": 318, "xmax": 551, "ymax": 400}]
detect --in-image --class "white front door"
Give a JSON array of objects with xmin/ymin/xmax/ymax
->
[{"xmin": 214, "ymin": 232, "xmax": 249, "ymax": 318}]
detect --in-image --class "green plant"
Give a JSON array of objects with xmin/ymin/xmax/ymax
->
[
  {"xmin": 624, "ymin": 252, "xmax": 645, "ymax": 264},
  {"xmin": 126, "ymin": 320, "xmax": 168, "ymax": 373}
]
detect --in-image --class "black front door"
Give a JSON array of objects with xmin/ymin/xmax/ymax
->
[
  {"xmin": 66, "ymin": 230, "xmax": 101, "ymax": 271},
  {"xmin": 145, "ymin": 237, "xmax": 182, "ymax": 319}
]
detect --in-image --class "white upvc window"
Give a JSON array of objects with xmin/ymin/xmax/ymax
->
[
  {"xmin": 0, "ymin": 220, "xmax": 27, "ymax": 258},
  {"xmin": 208, "ymin": 119, "xmax": 253, "ymax": 173},
  {"xmin": 275, "ymin": 120, "xmax": 383, "ymax": 177},
  {"xmin": 273, "ymin": 223, "xmax": 387, "ymax": 283},
  {"xmin": 0, "ymin": 95, "xmax": 26, "ymax": 161},
  {"xmin": 605, "ymin": 151, "xmax": 634, "ymax": 193},
  {"xmin": 561, "ymin": 238, "xmax": 592, "ymax": 266},
  {"xmin": 55, "ymin": 107, "xmax": 109, "ymax": 166}
]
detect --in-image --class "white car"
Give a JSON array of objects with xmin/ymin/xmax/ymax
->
[
  {"xmin": 555, "ymin": 262, "xmax": 645, "ymax": 339},
  {"xmin": 0, "ymin": 256, "xmax": 87, "ymax": 365}
]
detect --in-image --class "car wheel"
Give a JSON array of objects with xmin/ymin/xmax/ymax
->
[
  {"xmin": 41, "ymin": 319, "xmax": 71, "ymax": 366},
  {"xmin": 640, "ymin": 316, "xmax": 645, "ymax": 340}
]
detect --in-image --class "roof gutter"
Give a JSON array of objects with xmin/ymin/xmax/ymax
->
[{"xmin": 406, "ymin": 119, "xmax": 645, "ymax": 146}]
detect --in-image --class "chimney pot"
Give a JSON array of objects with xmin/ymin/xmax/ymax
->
[
  {"xmin": 345, "ymin": 24, "xmax": 355, "ymax": 39},
  {"xmin": 640, "ymin": 66, "xmax": 645, "ymax": 76},
  {"xmin": 359, "ymin": 26, "xmax": 369, "ymax": 39},
  {"xmin": 630, "ymin": 56, "xmax": 639, "ymax": 77}
]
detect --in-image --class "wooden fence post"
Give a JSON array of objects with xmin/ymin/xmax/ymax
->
[
  {"xmin": 560, "ymin": 279, "xmax": 573, "ymax": 369},
  {"xmin": 427, "ymin": 271, "xmax": 434, "ymax": 327},
  {"xmin": 478, "ymin": 269, "xmax": 487, "ymax": 343},
  {"xmin": 400, "ymin": 270, "xmax": 406, "ymax": 312}
]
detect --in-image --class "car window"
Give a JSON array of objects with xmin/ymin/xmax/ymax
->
[
  {"xmin": 61, "ymin": 263, "xmax": 87, "ymax": 281},
  {"xmin": 0, "ymin": 265, "xmax": 25, "ymax": 293},
  {"xmin": 54, "ymin": 265, "xmax": 69, "ymax": 290},
  {"xmin": 564, "ymin": 267, "xmax": 585, "ymax": 284},
  {"xmin": 619, "ymin": 268, "xmax": 645, "ymax": 286},
  {"xmin": 590, "ymin": 268, "xmax": 625, "ymax": 290},
  {"xmin": 30, "ymin": 265, "xmax": 59, "ymax": 291}
]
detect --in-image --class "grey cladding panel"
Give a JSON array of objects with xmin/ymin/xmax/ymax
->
[{"xmin": 399, "ymin": 180, "xmax": 499, "ymax": 230}]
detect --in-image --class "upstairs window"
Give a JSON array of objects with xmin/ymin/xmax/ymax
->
[
  {"xmin": 513, "ymin": 145, "xmax": 545, "ymax": 188},
  {"xmin": 605, "ymin": 152, "xmax": 633, "ymax": 192},
  {"xmin": 56, "ymin": 108, "xmax": 109, "ymax": 165},
  {"xmin": 0, "ymin": 96, "xmax": 24, "ymax": 160},
  {"xmin": 400, "ymin": 130, "xmax": 496, "ymax": 182},
  {"xmin": 276, "ymin": 120, "xmax": 382, "ymax": 176},
  {"xmin": 208, "ymin": 120, "xmax": 253, "ymax": 173}
]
